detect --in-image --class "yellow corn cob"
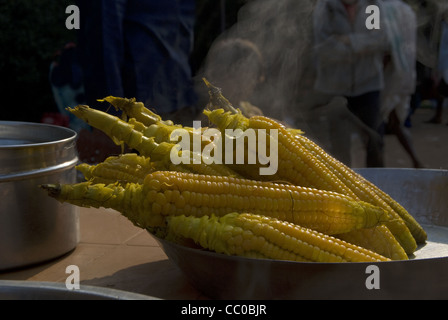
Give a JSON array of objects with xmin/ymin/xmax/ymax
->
[
  {"xmin": 204, "ymin": 109, "xmax": 357, "ymax": 197},
  {"xmin": 68, "ymin": 105, "xmax": 182, "ymax": 151},
  {"xmin": 251, "ymin": 117, "xmax": 419, "ymax": 254},
  {"xmin": 98, "ymin": 96, "xmax": 172, "ymax": 126},
  {"xmin": 204, "ymin": 108, "xmax": 421, "ymax": 254},
  {"xmin": 201, "ymin": 108, "xmax": 264, "ymax": 181},
  {"xmin": 202, "ymin": 109, "xmax": 307, "ymax": 182},
  {"xmin": 203, "ymin": 78, "xmax": 240, "ymax": 114},
  {"xmin": 68, "ymin": 105, "xmax": 241, "ymax": 178},
  {"xmin": 42, "ymin": 180, "xmax": 166, "ymax": 227},
  {"xmin": 362, "ymin": 177, "xmax": 426, "ymax": 244},
  {"xmin": 202, "ymin": 79, "xmax": 301, "ymax": 137},
  {"xmin": 125, "ymin": 113, "xmax": 211, "ymax": 149},
  {"xmin": 100, "ymin": 96, "xmax": 213, "ymax": 149},
  {"xmin": 337, "ymin": 225, "xmax": 408, "ymax": 261},
  {"xmin": 41, "ymin": 171, "xmax": 389, "ymax": 235},
  {"xmin": 203, "ymin": 108, "xmax": 250, "ymax": 132},
  {"xmin": 294, "ymin": 133, "xmax": 425, "ymax": 249},
  {"xmin": 294, "ymin": 133, "xmax": 425, "ymax": 240},
  {"xmin": 76, "ymin": 153, "xmax": 164, "ymax": 185},
  {"xmin": 164, "ymin": 212, "xmax": 390, "ymax": 262},
  {"xmin": 250, "ymin": 115, "xmax": 356, "ymax": 198}
]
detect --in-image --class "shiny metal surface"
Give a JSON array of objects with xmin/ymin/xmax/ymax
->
[
  {"xmin": 155, "ymin": 168, "xmax": 448, "ymax": 299},
  {"xmin": 0, "ymin": 121, "xmax": 79, "ymax": 271},
  {"xmin": 0, "ymin": 280, "xmax": 157, "ymax": 300}
]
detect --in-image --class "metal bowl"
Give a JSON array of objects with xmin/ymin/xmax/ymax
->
[
  {"xmin": 154, "ymin": 168, "xmax": 448, "ymax": 299},
  {"xmin": 0, "ymin": 280, "xmax": 157, "ymax": 300},
  {"xmin": 0, "ymin": 121, "xmax": 79, "ymax": 271}
]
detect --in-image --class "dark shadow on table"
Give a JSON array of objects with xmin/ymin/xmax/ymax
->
[{"xmin": 81, "ymin": 259, "xmax": 207, "ymax": 300}]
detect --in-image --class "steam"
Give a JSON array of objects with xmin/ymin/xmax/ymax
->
[
  {"xmin": 197, "ymin": 0, "xmax": 320, "ymax": 135},
  {"xmin": 197, "ymin": 0, "xmax": 448, "ymax": 164},
  {"xmin": 234, "ymin": 0, "xmax": 316, "ymax": 119}
]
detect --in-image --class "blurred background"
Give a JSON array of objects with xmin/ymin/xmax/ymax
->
[
  {"xmin": 0, "ymin": 0, "xmax": 246, "ymax": 123},
  {"xmin": 0, "ymin": 0, "xmax": 446, "ymax": 169}
]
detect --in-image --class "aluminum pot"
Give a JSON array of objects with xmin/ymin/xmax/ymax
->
[{"xmin": 0, "ymin": 121, "xmax": 79, "ymax": 271}]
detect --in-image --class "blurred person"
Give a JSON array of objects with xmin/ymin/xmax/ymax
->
[
  {"xmin": 404, "ymin": 62, "xmax": 433, "ymax": 128},
  {"xmin": 381, "ymin": 0, "xmax": 424, "ymax": 168},
  {"xmin": 410, "ymin": 0, "xmax": 448, "ymax": 124},
  {"xmin": 313, "ymin": 0, "xmax": 390, "ymax": 167},
  {"xmin": 76, "ymin": 0, "xmax": 197, "ymax": 116},
  {"xmin": 427, "ymin": 10, "xmax": 448, "ymax": 124},
  {"xmin": 74, "ymin": 0, "xmax": 197, "ymax": 163}
]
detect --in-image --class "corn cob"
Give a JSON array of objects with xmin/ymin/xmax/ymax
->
[
  {"xmin": 41, "ymin": 171, "xmax": 389, "ymax": 235},
  {"xmin": 98, "ymin": 96, "xmax": 172, "ymax": 126},
  {"xmin": 165, "ymin": 212, "xmax": 390, "ymax": 262},
  {"xmin": 203, "ymin": 109, "xmax": 295, "ymax": 182},
  {"xmin": 204, "ymin": 108, "xmax": 421, "ymax": 254},
  {"xmin": 293, "ymin": 133, "xmax": 426, "ymax": 248},
  {"xmin": 204, "ymin": 109, "xmax": 357, "ymax": 197},
  {"xmin": 204, "ymin": 108, "xmax": 250, "ymax": 133},
  {"xmin": 337, "ymin": 225, "xmax": 408, "ymax": 260},
  {"xmin": 200, "ymin": 108, "xmax": 264, "ymax": 181},
  {"xmin": 125, "ymin": 113, "xmax": 211, "ymax": 149},
  {"xmin": 99, "ymin": 96, "xmax": 213, "ymax": 149},
  {"xmin": 203, "ymin": 78, "xmax": 303, "ymax": 131},
  {"xmin": 203, "ymin": 79, "xmax": 303, "ymax": 135},
  {"xmin": 254, "ymin": 117, "xmax": 418, "ymax": 254},
  {"xmin": 41, "ymin": 180, "xmax": 165, "ymax": 227},
  {"xmin": 362, "ymin": 177, "xmax": 426, "ymax": 244},
  {"xmin": 76, "ymin": 153, "xmax": 164, "ymax": 185},
  {"xmin": 68, "ymin": 105, "xmax": 240, "ymax": 178},
  {"xmin": 203, "ymin": 78, "xmax": 239, "ymax": 115}
]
